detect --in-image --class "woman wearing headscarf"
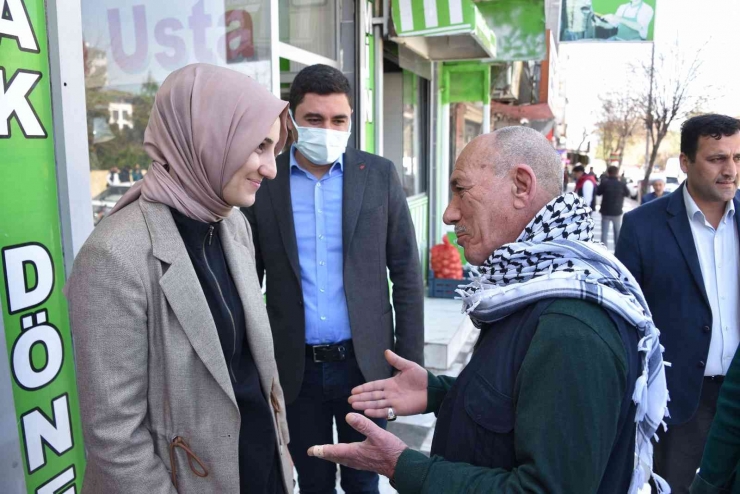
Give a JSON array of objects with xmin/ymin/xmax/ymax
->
[{"xmin": 65, "ymin": 64, "xmax": 291, "ymax": 493}]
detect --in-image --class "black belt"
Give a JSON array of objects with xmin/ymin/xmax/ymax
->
[
  {"xmin": 705, "ymin": 375, "xmax": 725, "ymax": 383},
  {"xmin": 306, "ymin": 340, "xmax": 353, "ymax": 363}
]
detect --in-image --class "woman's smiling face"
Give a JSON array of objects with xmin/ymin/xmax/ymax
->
[{"xmin": 222, "ymin": 117, "xmax": 282, "ymax": 208}]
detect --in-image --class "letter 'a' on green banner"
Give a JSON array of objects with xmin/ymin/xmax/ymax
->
[{"xmin": 0, "ymin": 0, "xmax": 86, "ymax": 493}]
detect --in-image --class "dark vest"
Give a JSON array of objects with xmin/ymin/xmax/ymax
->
[{"xmin": 431, "ymin": 299, "xmax": 639, "ymax": 493}]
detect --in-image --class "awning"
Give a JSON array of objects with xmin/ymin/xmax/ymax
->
[
  {"xmin": 391, "ymin": 0, "xmax": 497, "ymax": 61},
  {"xmin": 492, "ymin": 102, "xmax": 554, "ymax": 121},
  {"xmin": 492, "ymin": 102, "xmax": 555, "ymax": 136}
]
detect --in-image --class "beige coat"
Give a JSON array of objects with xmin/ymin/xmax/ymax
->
[{"xmin": 65, "ymin": 199, "xmax": 292, "ymax": 493}]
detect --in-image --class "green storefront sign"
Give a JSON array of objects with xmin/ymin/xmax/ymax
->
[
  {"xmin": 0, "ymin": 0, "xmax": 86, "ymax": 492},
  {"xmin": 476, "ymin": 0, "xmax": 547, "ymax": 62},
  {"xmin": 560, "ymin": 0, "xmax": 657, "ymax": 42},
  {"xmin": 441, "ymin": 61, "xmax": 492, "ymax": 105}
]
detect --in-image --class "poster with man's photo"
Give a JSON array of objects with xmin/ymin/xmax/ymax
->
[{"xmin": 560, "ymin": 0, "xmax": 657, "ymax": 42}]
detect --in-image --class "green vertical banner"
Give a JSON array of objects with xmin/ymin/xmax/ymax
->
[{"xmin": 0, "ymin": 0, "xmax": 86, "ymax": 492}]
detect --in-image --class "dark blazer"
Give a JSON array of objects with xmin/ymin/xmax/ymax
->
[
  {"xmin": 243, "ymin": 147, "xmax": 424, "ymax": 404},
  {"xmin": 616, "ymin": 183, "xmax": 740, "ymax": 425}
]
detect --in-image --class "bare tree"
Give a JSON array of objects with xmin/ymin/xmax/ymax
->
[
  {"xmin": 596, "ymin": 91, "xmax": 641, "ymax": 169},
  {"xmin": 636, "ymin": 43, "xmax": 708, "ymax": 194},
  {"xmin": 577, "ymin": 127, "xmax": 591, "ymax": 153}
]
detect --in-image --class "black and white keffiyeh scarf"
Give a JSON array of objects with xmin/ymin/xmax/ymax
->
[{"xmin": 457, "ymin": 193, "xmax": 670, "ymax": 494}]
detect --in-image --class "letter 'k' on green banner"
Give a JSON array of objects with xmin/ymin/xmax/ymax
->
[{"xmin": 0, "ymin": 0, "xmax": 86, "ymax": 493}]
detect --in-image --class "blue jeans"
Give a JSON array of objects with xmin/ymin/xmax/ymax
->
[
  {"xmin": 601, "ymin": 214, "xmax": 623, "ymax": 247},
  {"xmin": 287, "ymin": 343, "xmax": 386, "ymax": 494}
]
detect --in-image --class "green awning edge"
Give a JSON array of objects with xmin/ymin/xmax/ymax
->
[{"xmin": 391, "ymin": 0, "xmax": 497, "ymax": 60}]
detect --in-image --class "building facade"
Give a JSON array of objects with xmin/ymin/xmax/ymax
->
[{"xmin": 0, "ymin": 0, "xmax": 561, "ymax": 491}]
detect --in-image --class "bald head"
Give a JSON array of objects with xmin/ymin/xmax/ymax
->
[
  {"xmin": 460, "ymin": 126, "xmax": 563, "ymax": 199},
  {"xmin": 444, "ymin": 126, "xmax": 564, "ymax": 263}
]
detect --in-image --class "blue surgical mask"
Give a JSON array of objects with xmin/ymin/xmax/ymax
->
[{"xmin": 290, "ymin": 110, "xmax": 351, "ymax": 165}]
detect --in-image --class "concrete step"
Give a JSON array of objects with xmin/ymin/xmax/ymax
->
[{"xmin": 423, "ymin": 297, "xmax": 475, "ymax": 371}]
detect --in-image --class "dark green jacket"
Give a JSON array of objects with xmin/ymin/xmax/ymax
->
[
  {"xmin": 691, "ymin": 351, "xmax": 740, "ymax": 493},
  {"xmin": 393, "ymin": 299, "xmax": 638, "ymax": 494}
]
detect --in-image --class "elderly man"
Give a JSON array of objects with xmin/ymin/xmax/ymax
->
[
  {"xmin": 642, "ymin": 177, "xmax": 668, "ymax": 204},
  {"xmin": 307, "ymin": 127, "xmax": 669, "ymax": 493}
]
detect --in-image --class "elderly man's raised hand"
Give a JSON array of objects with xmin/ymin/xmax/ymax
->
[
  {"xmin": 307, "ymin": 413, "xmax": 408, "ymax": 479},
  {"xmin": 348, "ymin": 350, "xmax": 428, "ymax": 418}
]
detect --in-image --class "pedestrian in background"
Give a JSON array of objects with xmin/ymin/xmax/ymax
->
[
  {"xmin": 243, "ymin": 64, "xmax": 424, "ymax": 494},
  {"xmin": 642, "ymin": 177, "xmax": 668, "ymax": 204},
  {"xmin": 65, "ymin": 64, "xmax": 294, "ymax": 493},
  {"xmin": 106, "ymin": 166, "xmax": 120, "ymax": 187},
  {"xmin": 119, "ymin": 166, "xmax": 131, "ymax": 183},
  {"xmin": 596, "ymin": 165, "xmax": 630, "ymax": 246},
  {"xmin": 691, "ymin": 350, "xmax": 740, "ymax": 493},
  {"xmin": 616, "ymin": 114, "xmax": 740, "ymax": 492},
  {"xmin": 573, "ymin": 164, "xmax": 597, "ymax": 210},
  {"xmin": 131, "ymin": 163, "xmax": 144, "ymax": 181}
]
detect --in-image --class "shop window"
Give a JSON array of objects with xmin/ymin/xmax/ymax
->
[
  {"xmin": 383, "ymin": 61, "xmax": 429, "ymax": 198},
  {"xmin": 401, "ymin": 72, "xmax": 421, "ymax": 196},
  {"xmin": 81, "ymin": 0, "xmax": 274, "ymax": 223},
  {"xmin": 450, "ymin": 102, "xmax": 484, "ymax": 164},
  {"xmin": 279, "ymin": 0, "xmax": 338, "ymax": 61}
]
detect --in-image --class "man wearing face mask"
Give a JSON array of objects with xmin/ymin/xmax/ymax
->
[{"xmin": 243, "ymin": 64, "xmax": 424, "ymax": 494}]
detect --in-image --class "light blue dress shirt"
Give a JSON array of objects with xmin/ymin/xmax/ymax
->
[
  {"xmin": 290, "ymin": 146, "xmax": 352, "ymax": 344},
  {"xmin": 683, "ymin": 186, "xmax": 740, "ymax": 376}
]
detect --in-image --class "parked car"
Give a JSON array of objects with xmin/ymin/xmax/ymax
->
[
  {"xmin": 92, "ymin": 184, "xmax": 131, "ymax": 225},
  {"xmin": 664, "ymin": 176, "xmax": 681, "ymax": 193}
]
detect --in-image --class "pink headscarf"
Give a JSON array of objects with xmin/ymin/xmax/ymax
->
[{"xmin": 109, "ymin": 63, "xmax": 288, "ymax": 222}]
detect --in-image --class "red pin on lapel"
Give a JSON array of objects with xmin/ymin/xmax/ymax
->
[{"xmin": 359, "ymin": 164, "xmax": 365, "ymax": 170}]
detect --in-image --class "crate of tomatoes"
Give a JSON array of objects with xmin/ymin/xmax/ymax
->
[{"xmin": 428, "ymin": 236, "xmax": 465, "ymax": 299}]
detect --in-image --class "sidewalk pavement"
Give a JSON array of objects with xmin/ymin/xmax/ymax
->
[{"xmin": 592, "ymin": 196, "xmax": 639, "ymax": 252}]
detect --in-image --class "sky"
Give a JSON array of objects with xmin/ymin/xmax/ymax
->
[{"xmin": 560, "ymin": 0, "xmax": 740, "ymax": 150}]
